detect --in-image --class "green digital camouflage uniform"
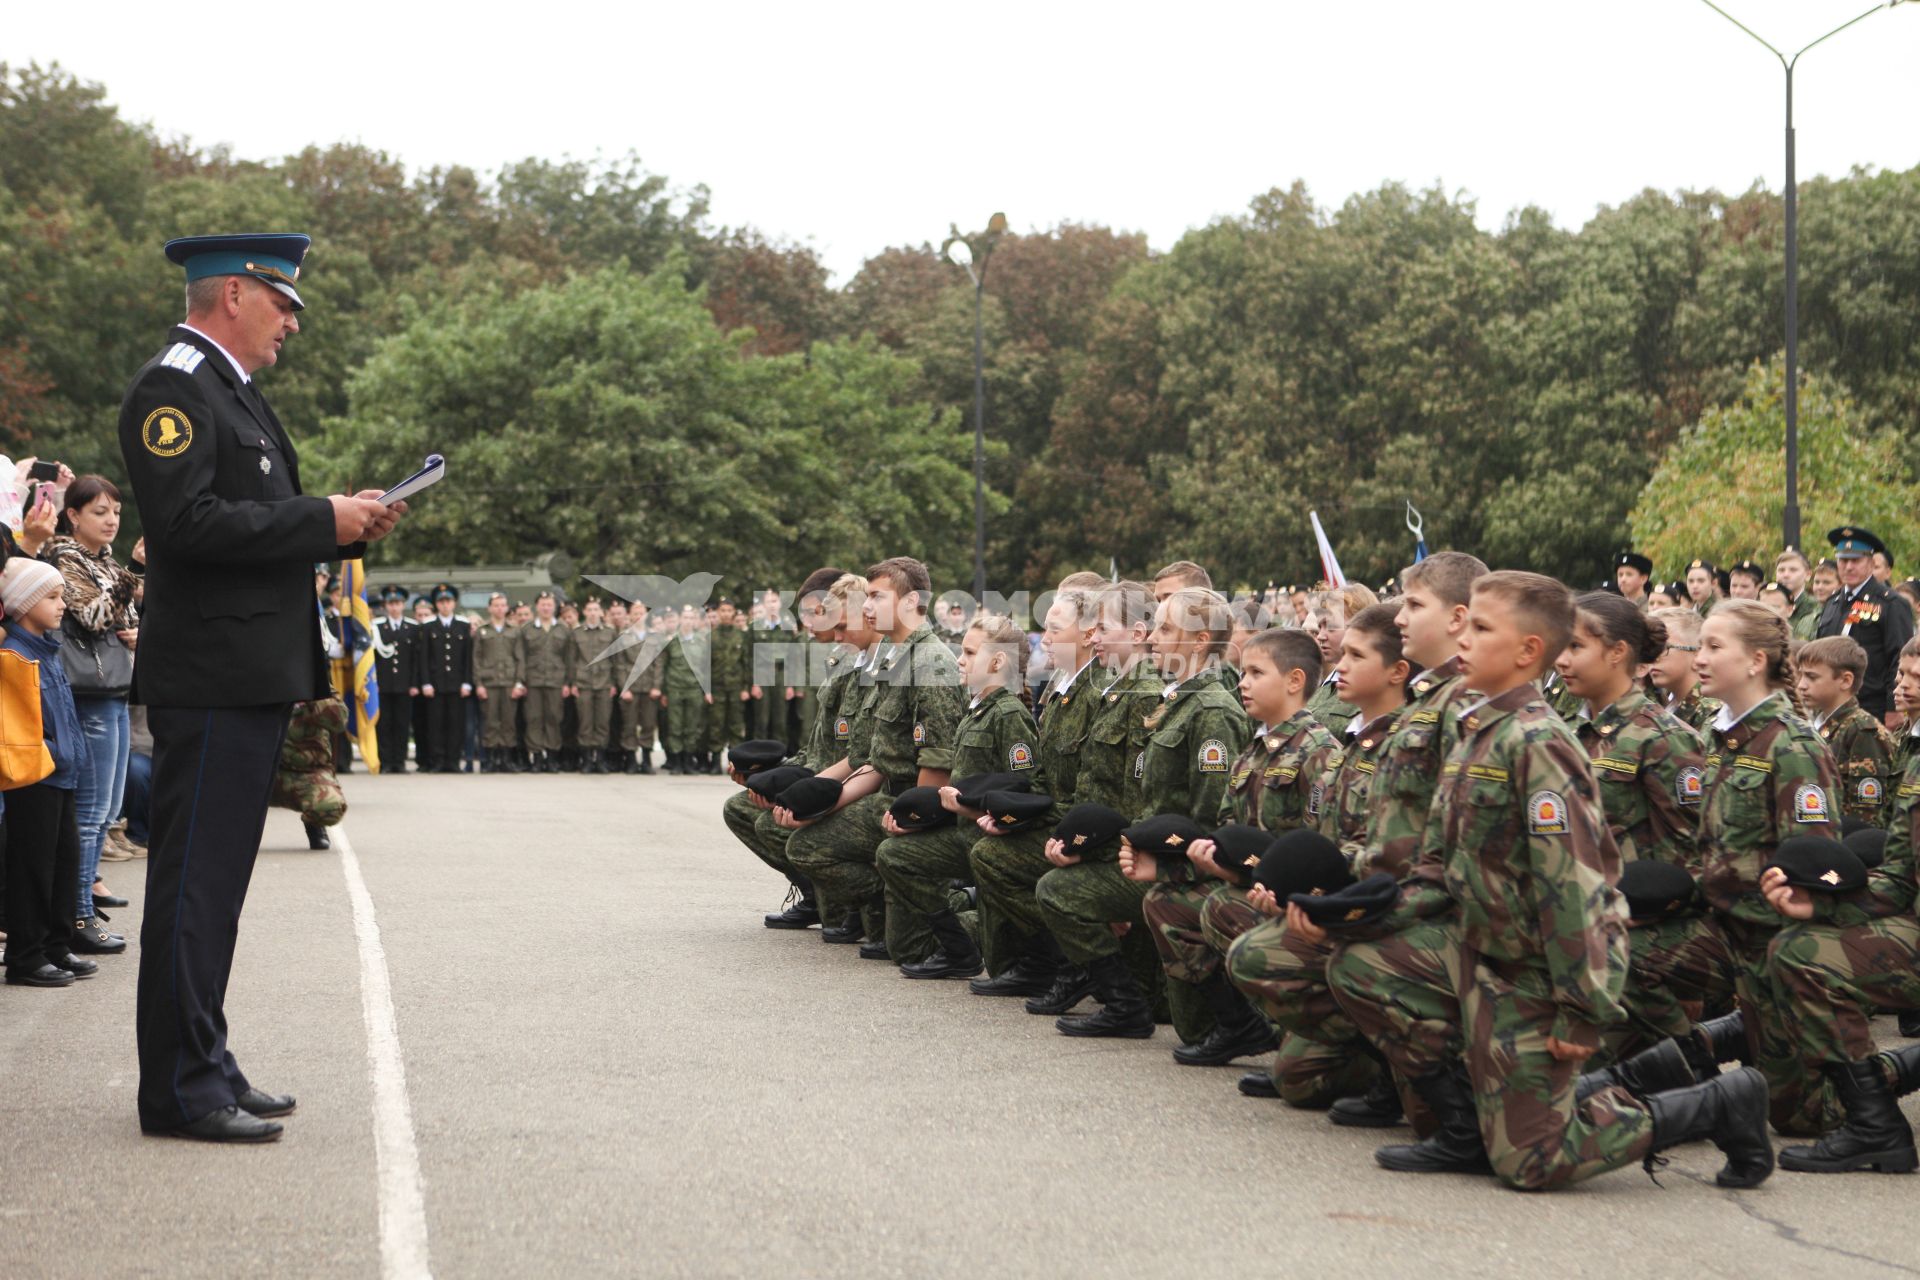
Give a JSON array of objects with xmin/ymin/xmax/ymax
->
[
  {"xmin": 876, "ymin": 684, "xmax": 1041, "ymax": 950},
  {"xmin": 1895, "ymin": 724, "xmax": 1920, "ymax": 785},
  {"xmin": 1575, "ymin": 691, "xmax": 1735, "ymax": 1056},
  {"xmin": 1227, "ymin": 708, "xmax": 1398, "ymax": 1105},
  {"xmin": 706, "ymin": 622, "xmax": 750, "ymax": 756},
  {"xmin": 1329, "ymin": 683, "xmax": 1659, "ymax": 1191},
  {"xmin": 662, "ymin": 630, "xmax": 708, "ymax": 757},
  {"xmin": 1694, "ymin": 691, "xmax": 1844, "ymax": 1135},
  {"xmin": 1306, "ymin": 675, "xmax": 1356, "ymax": 730},
  {"xmin": 1765, "ymin": 755, "xmax": 1920, "ymax": 1087},
  {"xmin": 472, "ymin": 620, "xmax": 522, "ymax": 750},
  {"xmin": 516, "ymin": 620, "xmax": 573, "ymax": 754},
  {"xmin": 567, "ymin": 622, "xmax": 617, "ymax": 755},
  {"xmin": 1815, "ymin": 696, "xmax": 1896, "ymax": 824},
  {"xmin": 1791, "ymin": 589, "xmax": 1823, "ymax": 641},
  {"xmin": 787, "ymin": 626, "xmax": 964, "ymax": 954},
  {"xmin": 968, "ymin": 659, "xmax": 1104, "ymax": 975},
  {"xmin": 271, "ymin": 697, "xmax": 348, "ymax": 827}
]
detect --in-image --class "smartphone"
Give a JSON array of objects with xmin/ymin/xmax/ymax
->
[{"xmin": 27, "ymin": 460, "xmax": 59, "ymax": 482}]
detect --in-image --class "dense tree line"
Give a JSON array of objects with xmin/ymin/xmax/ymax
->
[{"xmin": 5, "ymin": 63, "xmax": 1918, "ymax": 595}]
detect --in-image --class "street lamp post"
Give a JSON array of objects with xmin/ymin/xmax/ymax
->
[
  {"xmin": 943, "ymin": 213, "xmax": 1007, "ymax": 603},
  {"xmin": 1699, "ymin": 0, "xmax": 1907, "ymax": 553}
]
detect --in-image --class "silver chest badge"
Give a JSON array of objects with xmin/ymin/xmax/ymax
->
[{"xmin": 260, "ymin": 454, "xmax": 272, "ymax": 476}]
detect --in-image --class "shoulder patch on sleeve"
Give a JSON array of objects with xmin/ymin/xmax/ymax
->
[
  {"xmin": 1009, "ymin": 742, "xmax": 1033, "ymax": 769},
  {"xmin": 912, "ymin": 722, "xmax": 926, "ymax": 746},
  {"xmin": 1855, "ymin": 776, "xmax": 1883, "ymax": 806},
  {"xmin": 1793, "ymin": 783, "xmax": 1829, "ymax": 824},
  {"xmin": 141, "ymin": 406, "xmax": 194, "ymax": 457},
  {"xmin": 1197, "ymin": 738, "xmax": 1229, "ymax": 773},
  {"xmin": 1676, "ymin": 765, "xmax": 1704, "ymax": 807},
  {"xmin": 1528, "ymin": 790, "xmax": 1568, "ymax": 835}
]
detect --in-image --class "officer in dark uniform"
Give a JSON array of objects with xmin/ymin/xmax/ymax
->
[
  {"xmin": 372, "ymin": 585, "xmax": 418, "ymax": 772},
  {"xmin": 418, "ymin": 583, "xmax": 474, "ymax": 772},
  {"xmin": 119, "ymin": 233, "xmax": 403, "ymax": 1142},
  {"xmin": 1816, "ymin": 526, "xmax": 1915, "ymax": 723}
]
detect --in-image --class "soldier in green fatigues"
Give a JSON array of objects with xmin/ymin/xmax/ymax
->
[
  {"xmin": 604, "ymin": 601, "xmax": 655, "ymax": 774},
  {"xmin": 1799, "ymin": 635, "xmax": 1897, "ymax": 823},
  {"xmin": 568, "ymin": 598, "xmax": 618, "ymax": 774},
  {"xmin": 472, "ymin": 592, "xmax": 522, "ymax": 774},
  {"xmin": 1776, "ymin": 548, "xmax": 1823, "ymax": 640},
  {"xmin": 1327, "ymin": 573, "xmax": 1773, "ymax": 1193},
  {"xmin": 747, "ymin": 592, "xmax": 792, "ymax": 745},
  {"xmin": 661, "ymin": 606, "xmax": 709, "ymax": 775},
  {"xmin": 513, "ymin": 591, "xmax": 572, "ymax": 773},
  {"xmin": 704, "ymin": 599, "xmax": 750, "ymax": 774},
  {"xmin": 877, "ymin": 614, "xmax": 1042, "ymax": 978},
  {"xmin": 1138, "ymin": 627, "xmax": 1331, "ymax": 1070},
  {"xmin": 783, "ymin": 558, "xmax": 965, "ymax": 960}
]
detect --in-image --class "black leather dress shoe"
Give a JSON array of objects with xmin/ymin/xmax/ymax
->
[
  {"xmin": 6, "ymin": 963, "xmax": 76, "ymax": 987},
  {"xmin": 857, "ymin": 941, "xmax": 891, "ymax": 961},
  {"xmin": 50, "ymin": 955, "xmax": 99, "ymax": 979},
  {"xmin": 237, "ymin": 1088, "xmax": 297, "ymax": 1118},
  {"xmin": 92, "ymin": 892, "xmax": 130, "ymax": 909},
  {"xmin": 71, "ymin": 919, "xmax": 127, "ymax": 954},
  {"xmin": 147, "ymin": 1105, "xmax": 282, "ymax": 1143}
]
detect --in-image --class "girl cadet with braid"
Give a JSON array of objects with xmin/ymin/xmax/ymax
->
[
  {"xmin": 876, "ymin": 613, "xmax": 1043, "ymax": 980},
  {"xmin": 1554, "ymin": 593, "xmax": 1735, "ymax": 1065}
]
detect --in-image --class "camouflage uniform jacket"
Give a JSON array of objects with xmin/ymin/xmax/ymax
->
[
  {"xmin": 953, "ymin": 685, "xmax": 1044, "ymax": 793},
  {"xmin": 708, "ymin": 625, "xmax": 750, "ymax": 701},
  {"xmin": 1032, "ymin": 659, "xmax": 1104, "ymax": 814},
  {"xmin": 516, "ymin": 620, "xmax": 572, "ymax": 688},
  {"xmin": 1071, "ymin": 659, "xmax": 1162, "ymax": 847},
  {"xmin": 1140, "ymin": 670, "xmax": 1252, "ymax": 882},
  {"xmin": 472, "ymin": 621, "xmax": 521, "ymax": 688},
  {"xmin": 795, "ymin": 644, "xmax": 860, "ymax": 769},
  {"xmin": 1696, "ymin": 691, "xmax": 1841, "ymax": 926},
  {"xmin": 280, "ymin": 696, "xmax": 347, "ymax": 774},
  {"xmin": 1864, "ymin": 755, "xmax": 1920, "ymax": 922},
  {"xmin": 1319, "ymin": 709, "xmax": 1399, "ymax": 867},
  {"xmin": 1665, "ymin": 683, "xmax": 1720, "ymax": 737},
  {"xmin": 1573, "ymin": 689, "xmax": 1704, "ymax": 869},
  {"xmin": 1432, "ymin": 682, "xmax": 1631, "ymax": 1044},
  {"xmin": 850, "ymin": 624, "xmax": 964, "ymax": 795},
  {"xmin": 1364, "ymin": 654, "xmax": 1475, "ymax": 889},
  {"xmin": 1815, "ymin": 696, "xmax": 1896, "ymax": 823},
  {"xmin": 1222, "ymin": 707, "xmax": 1339, "ymax": 836},
  {"xmin": 1305, "ymin": 675, "xmax": 1356, "ymax": 730}
]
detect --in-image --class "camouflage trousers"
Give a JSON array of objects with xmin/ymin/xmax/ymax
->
[
  {"xmin": 1766, "ymin": 913, "xmax": 1920, "ymax": 1093},
  {"xmin": 722, "ymin": 789, "xmax": 806, "ymax": 887},
  {"xmin": 270, "ymin": 768, "xmax": 346, "ymax": 827},
  {"xmin": 968, "ymin": 828, "xmax": 1054, "ymax": 976},
  {"xmin": 1718, "ymin": 915, "xmax": 1843, "ymax": 1136},
  {"xmin": 1033, "ymin": 860, "xmax": 1174, "ymax": 1027},
  {"xmin": 787, "ymin": 792, "xmax": 936, "ymax": 963},
  {"xmin": 876, "ymin": 825, "xmax": 974, "ymax": 925},
  {"xmin": 1141, "ymin": 881, "xmax": 1260, "ymax": 984},
  {"xmin": 1329, "ymin": 918, "xmax": 1656, "ymax": 1191},
  {"xmin": 1227, "ymin": 915, "xmax": 1377, "ymax": 1108},
  {"xmin": 663, "ymin": 691, "xmax": 705, "ymax": 753},
  {"xmin": 1607, "ymin": 914, "xmax": 1737, "ymax": 1061}
]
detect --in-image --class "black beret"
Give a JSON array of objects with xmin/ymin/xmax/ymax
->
[
  {"xmin": 1119, "ymin": 814, "xmax": 1209, "ymax": 862},
  {"xmin": 1729, "ymin": 560, "xmax": 1765, "ymax": 581},
  {"xmin": 746, "ymin": 765, "xmax": 814, "ymax": 801},
  {"xmin": 1208, "ymin": 823, "xmax": 1275, "ymax": 889},
  {"xmin": 1289, "ymin": 872, "xmax": 1400, "ymax": 930},
  {"xmin": 1841, "ymin": 826, "xmax": 1889, "ymax": 871},
  {"xmin": 953, "ymin": 771, "xmax": 1034, "ymax": 810},
  {"xmin": 1765, "ymin": 834, "xmax": 1869, "ymax": 894},
  {"xmin": 888, "ymin": 785, "xmax": 954, "ymax": 832},
  {"xmin": 1052, "ymin": 803, "xmax": 1127, "ymax": 858},
  {"xmin": 1253, "ymin": 829, "xmax": 1354, "ymax": 903},
  {"xmin": 1839, "ymin": 814, "xmax": 1877, "ymax": 838},
  {"xmin": 1618, "ymin": 859, "xmax": 1700, "ymax": 921},
  {"xmin": 727, "ymin": 739, "xmax": 789, "ymax": 773},
  {"xmin": 1616, "ymin": 552, "xmax": 1653, "ymax": 576},
  {"xmin": 776, "ymin": 774, "xmax": 844, "ymax": 822},
  {"xmin": 981, "ymin": 789, "xmax": 1055, "ymax": 833}
]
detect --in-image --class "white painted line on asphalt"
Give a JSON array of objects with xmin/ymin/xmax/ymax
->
[{"xmin": 337, "ymin": 825, "xmax": 434, "ymax": 1280}]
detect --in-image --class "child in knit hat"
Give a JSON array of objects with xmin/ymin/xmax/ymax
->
[{"xmin": 2, "ymin": 555, "xmax": 94, "ymax": 987}]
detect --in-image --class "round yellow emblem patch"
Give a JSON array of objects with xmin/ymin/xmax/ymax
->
[{"xmin": 143, "ymin": 407, "xmax": 193, "ymax": 457}]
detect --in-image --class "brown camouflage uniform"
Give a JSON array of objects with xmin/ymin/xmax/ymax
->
[
  {"xmin": 1815, "ymin": 696, "xmax": 1896, "ymax": 824},
  {"xmin": 271, "ymin": 697, "xmax": 348, "ymax": 827}
]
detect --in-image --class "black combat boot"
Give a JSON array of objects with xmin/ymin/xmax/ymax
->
[
  {"xmin": 970, "ymin": 933, "xmax": 1064, "ymax": 998},
  {"xmin": 479, "ymin": 748, "xmax": 495, "ymax": 774},
  {"xmin": 1647, "ymin": 1066, "xmax": 1774, "ymax": 1187},
  {"xmin": 1056, "ymin": 954, "xmax": 1155, "ymax": 1039},
  {"xmin": 899, "ymin": 910, "xmax": 985, "ymax": 979},
  {"xmin": 637, "ymin": 749, "xmax": 655, "ymax": 775},
  {"xmin": 1576, "ymin": 1036, "xmax": 1697, "ymax": 1104},
  {"xmin": 1778, "ymin": 1058, "xmax": 1918, "ymax": 1174},
  {"xmin": 1329, "ymin": 1043, "xmax": 1406, "ymax": 1128},
  {"xmin": 1171, "ymin": 972, "xmax": 1281, "ymax": 1066},
  {"xmin": 1025, "ymin": 963, "xmax": 1098, "ymax": 1016},
  {"xmin": 303, "ymin": 822, "xmax": 330, "ymax": 851},
  {"xmin": 1375, "ymin": 1061, "xmax": 1492, "ymax": 1174},
  {"xmin": 706, "ymin": 752, "xmax": 723, "ymax": 775},
  {"xmin": 1238, "ymin": 1071, "xmax": 1281, "ymax": 1099},
  {"xmin": 1679, "ymin": 1010, "xmax": 1750, "ymax": 1076},
  {"xmin": 763, "ymin": 881, "xmax": 821, "ymax": 930},
  {"xmin": 1899, "ymin": 1011, "xmax": 1920, "ymax": 1039},
  {"xmin": 820, "ymin": 911, "xmax": 864, "ymax": 944}
]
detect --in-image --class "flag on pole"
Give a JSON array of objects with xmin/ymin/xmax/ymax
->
[
  {"xmin": 1407, "ymin": 501, "xmax": 1428, "ymax": 563},
  {"xmin": 339, "ymin": 559, "xmax": 384, "ymax": 773},
  {"xmin": 1309, "ymin": 510, "xmax": 1348, "ymax": 588}
]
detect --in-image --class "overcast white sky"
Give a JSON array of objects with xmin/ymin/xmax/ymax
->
[{"xmin": 12, "ymin": 1, "xmax": 1918, "ymax": 282}]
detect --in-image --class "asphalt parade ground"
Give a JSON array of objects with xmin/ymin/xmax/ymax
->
[{"xmin": 4, "ymin": 767, "xmax": 1919, "ymax": 1279}]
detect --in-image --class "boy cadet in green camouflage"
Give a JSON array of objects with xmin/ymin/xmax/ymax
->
[
  {"xmin": 472, "ymin": 592, "xmax": 523, "ymax": 773},
  {"xmin": 1762, "ymin": 640, "xmax": 1920, "ymax": 1175},
  {"xmin": 1327, "ymin": 573, "xmax": 1774, "ymax": 1193},
  {"xmin": 661, "ymin": 607, "xmax": 708, "ymax": 775},
  {"xmin": 1555, "ymin": 592, "xmax": 1735, "ymax": 1060},
  {"xmin": 877, "ymin": 614, "xmax": 1043, "ymax": 979},
  {"xmin": 1798, "ymin": 635, "xmax": 1896, "ymax": 823},
  {"xmin": 566, "ymin": 599, "xmax": 616, "ymax": 773},
  {"xmin": 968, "ymin": 585, "xmax": 1106, "ymax": 994},
  {"xmin": 514, "ymin": 591, "xmax": 573, "ymax": 772},
  {"xmin": 705, "ymin": 599, "xmax": 750, "ymax": 771},
  {"xmin": 1140, "ymin": 626, "xmax": 1332, "ymax": 1069},
  {"xmin": 1227, "ymin": 601, "xmax": 1408, "ymax": 1111},
  {"xmin": 784, "ymin": 558, "xmax": 964, "ymax": 961},
  {"xmin": 1303, "ymin": 588, "xmax": 1362, "ymax": 728}
]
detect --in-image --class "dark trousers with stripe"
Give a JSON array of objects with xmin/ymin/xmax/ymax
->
[
  {"xmin": 136, "ymin": 704, "xmax": 290, "ymax": 1131},
  {"xmin": 375, "ymin": 688, "xmax": 412, "ymax": 773}
]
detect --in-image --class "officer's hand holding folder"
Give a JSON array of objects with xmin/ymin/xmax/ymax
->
[{"xmin": 379, "ymin": 453, "xmax": 446, "ymax": 506}]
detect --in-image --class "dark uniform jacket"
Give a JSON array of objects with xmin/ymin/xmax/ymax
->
[
  {"xmin": 1816, "ymin": 576, "xmax": 1915, "ymax": 719},
  {"xmin": 418, "ymin": 615, "xmax": 473, "ymax": 691},
  {"xmin": 117, "ymin": 325, "xmax": 361, "ymax": 707},
  {"xmin": 372, "ymin": 615, "xmax": 417, "ymax": 692}
]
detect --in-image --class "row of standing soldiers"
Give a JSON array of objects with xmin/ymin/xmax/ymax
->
[{"xmin": 364, "ymin": 586, "xmax": 826, "ymax": 775}]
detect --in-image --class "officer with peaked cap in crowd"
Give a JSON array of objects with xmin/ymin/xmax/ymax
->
[
  {"xmin": 371, "ymin": 585, "xmax": 417, "ymax": 772},
  {"xmin": 1817, "ymin": 526, "xmax": 1914, "ymax": 723},
  {"xmin": 119, "ymin": 233, "xmax": 404, "ymax": 1142},
  {"xmin": 419, "ymin": 583, "xmax": 474, "ymax": 771}
]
